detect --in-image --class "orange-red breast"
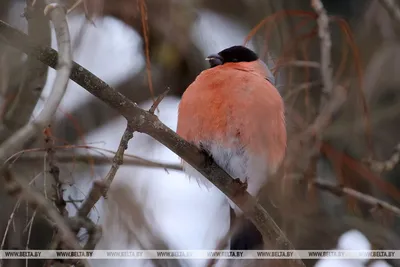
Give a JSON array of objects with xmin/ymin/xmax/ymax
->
[{"xmin": 177, "ymin": 45, "xmax": 287, "ymax": 249}]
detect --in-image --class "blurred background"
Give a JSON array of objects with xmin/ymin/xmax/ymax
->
[{"xmin": 1, "ymin": 0, "xmax": 400, "ymax": 267}]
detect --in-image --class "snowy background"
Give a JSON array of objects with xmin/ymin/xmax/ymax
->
[{"xmin": 2, "ymin": 1, "xmax": 400, "ymax": 267}]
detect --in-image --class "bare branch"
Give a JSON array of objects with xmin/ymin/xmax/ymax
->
[
  {"xmin": 282, "ymin": 60, "xmax": 321, "ymax": 69},
  {"xmin": 364, "ymin": 143, "xmax": 400, "ymax": 173},
  {"xmin": 67, "ymin": 0, "xmax": 84, "ymax": 14},
  {"xmin": 77, "ymin": 126, "xmax": 133, "ymax": 217},
  {"xmin": 285, "ymin": 84, "xmax": 348, "ymax": 177},
  {"xmin": 311, "ymin": 0, "xmax": 333, "ymax": 95},
  {"xmin": 0, "ymin": 21, "xmax": 305, "ymax": 264},
  {"xmin": 313, "ymin": 179, "xmax": 400, "ymax": 217},
  {"xmin": 149, "ymin": 87, "xmax": 170, "ymax": 114},
  {"xmin": 0, "ymin": 0, "xmax": 76, "ymax": 256},
  {"xmin": 2, "ymin": 169, "xmax": 83, "ymax": 251},
  {"xmin": 0, "ymin": 0, "xmax": 51, "ymax": 143},
  {"xmin": 44, "ymin": 126, "xmax": 68, "ymax": 217},
  {"xmin": 378, "ymin": 0, "xmax": 400, "ymax": 23},
  {"xmin": 283, "ymin": 81, "xmax": 321, "ymax": 101},
  {"xmin": 17, "ymin": 151, "xmax": 183, "ymax": 171},
  {"xmin": 1, "ymin": 199, "xmax": 21, "ymax": 250},
  {"xmin": 308, "ymin": 85, "xmax": 347, "ymax": 135},
  {"xmin": 0, "ymin": 3, "xmax": 72, "ymax": 162}
]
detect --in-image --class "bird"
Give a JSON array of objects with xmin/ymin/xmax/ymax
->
[{"xmin": 176, "ymin": 45, "xmax": 287, "ymax": 250}]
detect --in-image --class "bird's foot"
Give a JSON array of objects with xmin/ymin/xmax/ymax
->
[{"xmin": 232, "ymin": 177, "xmax": 248, "ymax": 196}]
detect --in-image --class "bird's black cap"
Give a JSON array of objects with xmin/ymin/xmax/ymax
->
[{"xmin": 206, "ymin": 46, "xmax": 259, "ymax": 68}]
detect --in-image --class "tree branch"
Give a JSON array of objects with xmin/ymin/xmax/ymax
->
[
  {"xmin": 0, "ymin": 0, "xmax": 77, "ymax": 258},
  {"xmin": 363, "ymin": 143, "xmax": 400, "ymax": 173},
  {"xmin": 0, "ymin": 0, "xmax": 51, "ymax": 143},
  {"xmin": 0, "ymin": 4, "xmax": 72, "ymax": 162},
  {"xmin": 311, "ymin": 0, "xmax": 333, "ymax": 96},
  {"xmin": 378, "ymin": 0, "xmax": 400, "ymax": 24},
  {"xmin": 77, "ymin": 125, "xmax": 133, "ymax": 218},
  {"xmin": 0, "ymin": 20, "xmax": 305, "ymax": 265},
  {"xmin": 2, "ymin": 169, "xmax": 82, "ymax": 251},
  {"xmin": 16, "ymin": 151, "xmax": 183, "ymax": 171},
  {"xmin": 313, "ymin": 179, "xmax": 400, "ymax": 217}
]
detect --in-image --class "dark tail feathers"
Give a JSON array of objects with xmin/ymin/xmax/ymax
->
[{"xmin": 230, "ymin": 208, "xmax": 263, "ymax": 250}]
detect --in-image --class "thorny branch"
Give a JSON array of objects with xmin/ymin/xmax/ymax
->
[
  {"xmin": 0, "ymin": 20, "xmax": 305, "ymax": 266},
  {"xmin": 313, "ymin": 179, "xmax": 400, "ymax": 217},
  {"xmin": 311, "ymin": 0, "xmax": 333, "ymax": 96}
]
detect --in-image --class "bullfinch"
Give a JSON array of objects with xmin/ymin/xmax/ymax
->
[{"xmin": 177, "ymin": 45, "xmax": 287, "ymax": 250}]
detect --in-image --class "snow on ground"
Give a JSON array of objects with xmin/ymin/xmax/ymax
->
[{"xmin": 315, "ymin": 229, "xmax": 392, "ymax": 267}]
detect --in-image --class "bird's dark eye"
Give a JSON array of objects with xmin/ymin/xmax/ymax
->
[{"xmin": 206, "ymin": 54, "xmax": 224, "ymax": 68}]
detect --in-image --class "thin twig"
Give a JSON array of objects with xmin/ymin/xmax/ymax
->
[
  {"xmin": 1, "ymin": 171, "xmax": 42, "ymax": 258},
  {"xmin": 0, "ymin": 0, "xmax": 77, "ymax": 260},
  {"xmin": 0, "ymin": 2, "xmax": 72, "ymax": 162},
  {"xmin": 282, "ymin": 60, "xmax": 321, "ymax": 69},
  {"xmin": 364, "ymin": 143, "xmax": 400, "ymax": 173},
  {"xmin": 25, "ymin": 209, "xmax": 37, "ymax": 267},
  {"xmin": 0, "ymin": 0, "xmax": 51, "ymax": 143},
  {"xmin": 67, "ymin": 0, "xmax": 83, "ymax": 14},
  {"xmin": 205, "ymin": 214, "xmax": 244, "ymax": 267},
  {"xmin": 313, "ymin": 179, "xmax": 400, "ymax": 217},
  {"xmin": 43, "ymin": 153, "xmax": 48, "ymax": 199},
  {"xmin": 311, "ymin": 0, "xmax": 333, "ymax": 95},
  {"xmin": 2, "ymin": 170, "xmax": 83, "ymax": 251},
  {"xmin": 6, "ymin": 144, "xmax": 182, "ymax": 171},
  {"xmin": 17, "ymin": 152, "xmax": 183, "ymax": 171},
  {"xmin": 283, "ymin": 81, "xmax": 321, "ymax": 101},
  {"xmin": 44, "ymin": 126, "xmax": 67, "ymax": 217},
  {"xmin": 149, "ymin": 87, "xmax": 170, "ymax": 114},
  {"xmin": 77, "ymin": 126, "xmax": 133, "ymax": 217},
  {"xmin": 307, "ymin": 85, "xmax": 347, "ymax": 135},
  {"xmin": 284, "ymin": 83, "xmax": 348, "ymax": 192},
  {"xmin": 1, "ymin": 199, "xmax": 21, "ymax": 250},
  {"xmin": 0, "ymin": 21, "xmax": 304, "ymax": 266},
  {"xmin": 378, "ymin": 0, "xmax": 400, "ymax": 23}
]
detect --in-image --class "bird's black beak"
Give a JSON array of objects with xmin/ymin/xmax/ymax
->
[{"xmin": 205, "ymin": 54, "xmax": 223, "ymax": 68}]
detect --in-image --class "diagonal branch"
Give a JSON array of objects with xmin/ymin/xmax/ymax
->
[
  {"xmin": 0, "ymin": 20, "xmax": 305, "ymax": 266},
  {"xmin": 77, "ymin": 125, "xmax": 133, "ymax": 218},
  {"xmin": 378, "ymin": 0, "xmax": 400, "ymax": 24},
  {"xmin": 313, "ymin": 179, "xmax": 400, "ymax": 217}
]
